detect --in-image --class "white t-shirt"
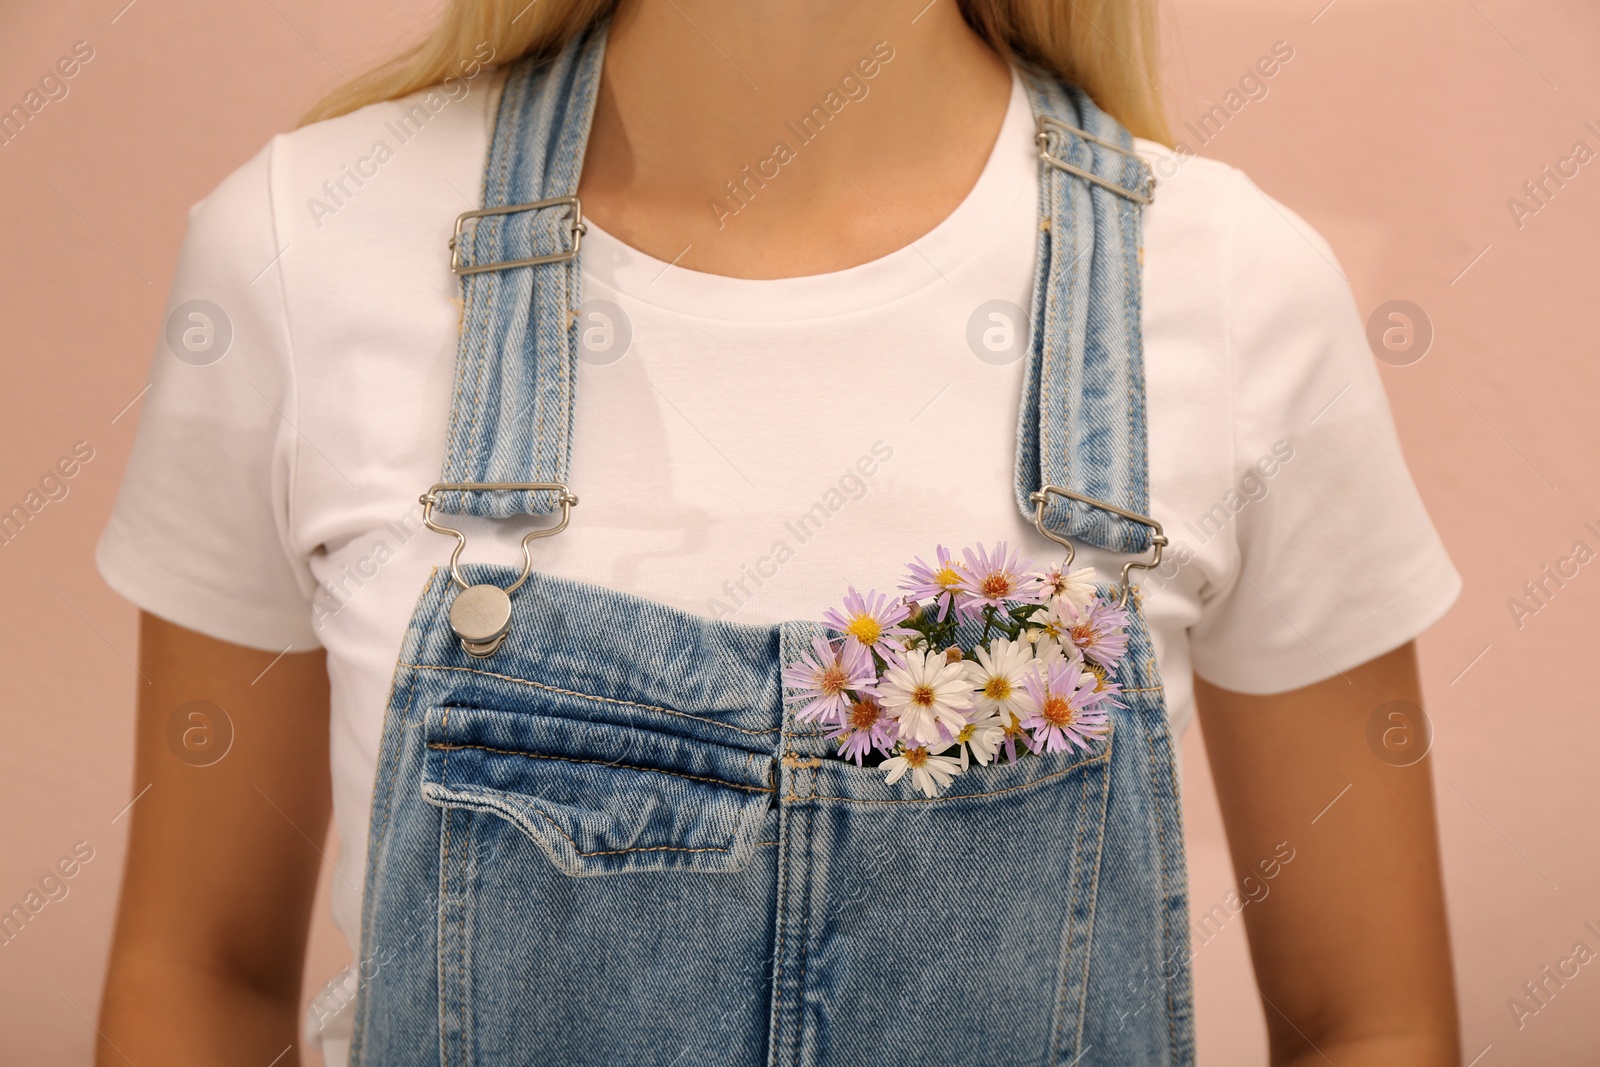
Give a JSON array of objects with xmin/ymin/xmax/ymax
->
[{"xmin": 97, "ymin": 69, "xmax": 1459, "ymax": 952}]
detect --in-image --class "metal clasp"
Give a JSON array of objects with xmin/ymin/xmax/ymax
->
[
  {"xmin": 1029, "ymin": 485, "xmax": 1166, "ymax": 607},
  {"xmin": 1035, "ymin": 115, "xmax": 1155, "ymax": 205},
  {"xmin": 419, "ymin": 482, "xmax": 579, "ymax": 656},
  {"xmin": 449, "ymin": 195, "xmax": 586, "ymax": 275}
]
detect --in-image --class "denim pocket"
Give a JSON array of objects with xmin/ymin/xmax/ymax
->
[{"xmin": 420, "ymin": 704, "xmax": 775, "ymax": 875}]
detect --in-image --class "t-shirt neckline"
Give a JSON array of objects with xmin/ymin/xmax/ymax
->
[{"xmin": 579, "ymin": 68, "xmax": 1033, "ymax": 322}]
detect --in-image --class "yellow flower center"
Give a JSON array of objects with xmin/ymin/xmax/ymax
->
[
  {"xmin": 847, "ymin": 615, "xmax": 883, "ymax": 645},
  {"xmin": 984, "ymin": 676, "xmax": 1012, "ymax": 700},
  {"xmin": 902, "ymin": 746, "xmax": 929, "ymax": 768},
  {"xmin": 980, "ymin": 573, "xmax": 1012, "ymax": 599},
  {"xmin": 819, "ymin": 664, "xmax": 848, "ymax": 697},
  {"xmin": 848, "ymin": 698, "xmax": 882, "ymax": 730},
  {"xmin": 910, "ymin": 684, "xmax": 936, "ymax": 708},
  {"xmin": 956, "ymin": 723, "xmax": 976, "ymax": 743},
  {"xmin": 935, "ymin": 566, "xmax": 963, "ymax": 590},
  {"xmin": 1041, "ymin": 694, "xmax": 1076, "ymax": 728}
]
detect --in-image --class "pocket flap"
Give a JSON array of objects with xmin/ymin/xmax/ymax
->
[{"xmin": 420, "ymin": 705, "xmax": 775, "ymax": 875}]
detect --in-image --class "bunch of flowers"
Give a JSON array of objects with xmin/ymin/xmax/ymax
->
[{"xmin": 783, "ymin": 542, "xmax": 1132, "ymax": 797}]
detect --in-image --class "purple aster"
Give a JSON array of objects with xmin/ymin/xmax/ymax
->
[
  {"xmin": 828, "ymin": 695, "xmax": 899, "ymax": 765},
  {"xmin": 900, "ymin": 545, "xmax": 969, "ymax": 621},
  {"xmin": 1067, "ymin": 599, "xmax": 1131, "ymax": 670},
  {"xmin": 821, "ymin": 586, "xmax": 915, "ymax": 668},
  {"xmin": 1020, "ymin": 658, "xmax": 1114, "ymax": 754},
  {"xmin": 782, "ymin": 635, "xmax": 876, "ymax": 726},
  {"xmin": 955, "ymin": 541, "xmax": 1044, "ymax": 612}
]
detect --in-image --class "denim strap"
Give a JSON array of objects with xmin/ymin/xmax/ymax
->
[
  {"xmin": 1016, "ymin": 70, "xmax": 1155, "ymax": 555},
  {"xmin": 436, "ymin": 34, "xmax": 1155, "ymax": 557},
  {"xmin": 432, "ymin": 23, "xmax": 607, "ymax": 518}
]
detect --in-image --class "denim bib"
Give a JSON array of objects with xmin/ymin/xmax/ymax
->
[{"xmin": 351, "ymin": 23, "xmax": 1194, "ymax": 1066}]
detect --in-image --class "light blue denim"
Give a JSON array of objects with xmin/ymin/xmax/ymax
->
[{"xmin": 351, "ymin": 22, "xmax": 1194, "ymax": 1067}]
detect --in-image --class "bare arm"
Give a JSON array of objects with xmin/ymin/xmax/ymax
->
[
  {"xmin": 1194, "ymin": 641, "xmax": 1460, "ymax": 1067},
  {"xmin": 98, "ymin": 612, "xmax": 331, "ymax": 1067}
]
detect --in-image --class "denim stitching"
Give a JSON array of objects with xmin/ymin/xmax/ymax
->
[
  {"xmin": 1051, "ymin": 723, "xmax": 1092, "ymax": 1060},
  {"xmin": 793, "ymin": 789, "xmax": 815, "ymax": 1061},
  {"xmin": 1147, "ymin": 713, "xmax": 1176, "ymax": 1059},
  {"xmin": 1075, "ymin": 730, "xmax": 1115, "ymax": 1055},
  {"xmin": 810, "ymin": 740, "xmax": 1110, "ymax": 807},
  {"xmin": 402, "ymin": 662, "xmax": 783, "ymax": 736},
  {"xmin": 443, "ymin": 787, "xmax": 737, "ymax": 858},
  {"xmin": 438, "ymin": 804, "xmax": 453, "ymax": 1067},
  {"xmin": 426, "ymin": 740, "xmax": 773, "ymax": 794}
]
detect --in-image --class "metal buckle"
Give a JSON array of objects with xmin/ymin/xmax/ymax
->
[
  {"xmin": 1029, "ymin": 485, "xmax": 1166, "ymax": 607},
  {"xmin": 1035, "ymin": 116, "xmax": 1155, "ymax": 205},
  {"xmin": 449, "ymin": 195, "xmax": 586, "ymax": 275},
  {"xmin": 419, "ymin": 482, "xmax": 579, "ymax": 656}
]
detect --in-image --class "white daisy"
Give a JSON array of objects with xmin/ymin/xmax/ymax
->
[
  {"xmin": 1031, "ymin": 634, "xmax": 1080, "ymax": 671},
  {"xmin": 883, "ymin": 742, "xmax": 965, "ymax": 797},
  {"xmin": 1026, "ymin": 597, "xmax": 1080, "ymax": 647},
  {"xmin": 878, "ymin": 647, "xmax": 975, "ymax": 747},
  {"xmin": 953, "ymin": 707, "xmax": 1005, "ymax": 768},
  {"xmin": 965, "ymin": 637, "xmax": 1035, "ymax": 724},
  {"xmin": 1038, "ymin": 564, "xmax": 1099, "ymax": 612}
]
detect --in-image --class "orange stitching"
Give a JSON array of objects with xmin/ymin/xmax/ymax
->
[
  {"xmin": 401, "ymin": 663, "xmax": 783, "ymax": 736},
  {"xmin": 439, "ymin": 805, "xmax": 453, "ymax": 1067},
  {"xmin": 426, "ymin": 741, "xmax": 771, "ymax": 794}
]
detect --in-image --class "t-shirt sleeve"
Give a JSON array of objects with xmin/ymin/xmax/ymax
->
[
  {"xmin": 96, "ymin": 136, "xmax": 321, "ymax": 652},
  {"xmin": 1186, "ymin": 169, "xmax": 1460, "ymax": 694}
]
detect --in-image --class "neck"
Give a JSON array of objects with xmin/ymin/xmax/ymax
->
[{"xmin": 579, "ymin": 0, "xmax": 1012, "ymax": 278}]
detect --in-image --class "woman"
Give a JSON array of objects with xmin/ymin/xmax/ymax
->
[{"xmin": 95, "ymin": 0, "xmax": 1462, "ymax": 1064}]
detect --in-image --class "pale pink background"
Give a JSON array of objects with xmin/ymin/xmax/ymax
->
[{"xmin": 2, "ymin": 0, "xmax": 1597, "ymax": 1062}]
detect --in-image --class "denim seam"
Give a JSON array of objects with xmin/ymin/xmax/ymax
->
[
  {"xmin": 769, "ymin": 809, "xmax": 793, "ymax": 1067},
  {"xmin": 425, "ymin": 740, "xmax": 774, "ymax": 794},
  {"xmin": 794, "ymin": 792, "xmax": 815, "ymax": 1062},
  {"xmin": 1050, "ymin": 724, "xmax": 1093, "ymax": 1063},
  {"xmin": 1147, "ymin": 714, "xmax": 1176, "ymax": 1060},
  {"xmin": 1076, "ymin": 733, "xmax": 1114, "ymax": 1056},
  {"xmin": 441, "ymin": 787, "xmax": 739, "ymax": 858},
  {"xmin": 402, "ymin": 662, "xmax": 783, "ymax": 736},
  {"xmin": 806, "ymin": 739, "xmax": 1110, "ymax": 806},
  {"xmin": 438, "ymin": 804, "xmax": 453, "ymax": 1067}
]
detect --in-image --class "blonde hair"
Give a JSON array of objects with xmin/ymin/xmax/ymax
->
[{"xmin": 301, "ymin": 0, "xmax": 1169, "ymax": 144}]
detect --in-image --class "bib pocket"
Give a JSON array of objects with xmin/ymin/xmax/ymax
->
[{"xmin": 419, "ymin": 703, "xmax": 776, "ymax": 875}]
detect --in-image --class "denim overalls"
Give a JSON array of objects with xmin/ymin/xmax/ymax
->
[{"xmin": 350, "ymin": 24, "xmax": 1194, "ymax": 1067}]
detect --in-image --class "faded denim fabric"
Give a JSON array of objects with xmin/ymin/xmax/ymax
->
[{"xmin": 351, "ymin": 23, "xmax": 1194, "ymax": 1067}]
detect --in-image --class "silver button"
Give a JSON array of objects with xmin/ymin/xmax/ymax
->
[{"xmin": 449, "ymin": 583, "xmax": 513, "ymax": 648}]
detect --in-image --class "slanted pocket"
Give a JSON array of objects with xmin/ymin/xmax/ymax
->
[{"xmin": 419, "ymin": 704, "xmax": 776, "ymax": 875}]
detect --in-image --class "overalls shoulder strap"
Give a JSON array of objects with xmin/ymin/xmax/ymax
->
[
  {"xmin": 1016, "ymin": 68, "xmax": 1163, "ymax": 562},
  {"xmin": 433, "ymin": 24, "xmax": 608, "ymax": 519},
  {"xmin": 430, "ymin": 30, "xmax": 1163, "ymax": 578}
]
